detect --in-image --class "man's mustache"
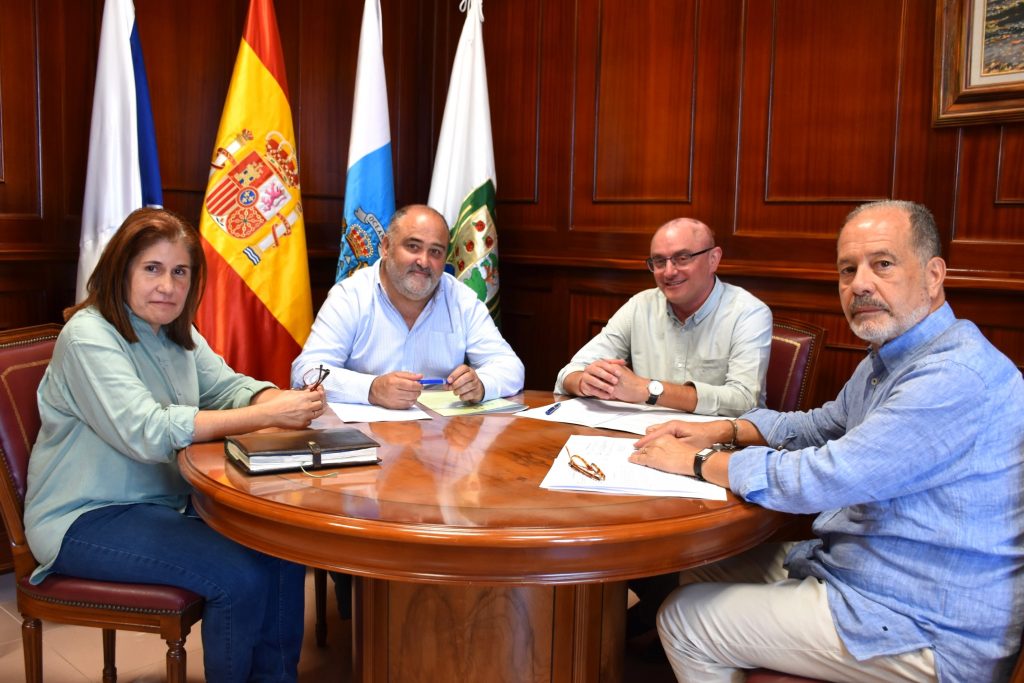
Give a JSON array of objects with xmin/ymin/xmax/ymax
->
[{"xmin": 851, "ymin": 296, "xmax": 891, "ymax": 315}]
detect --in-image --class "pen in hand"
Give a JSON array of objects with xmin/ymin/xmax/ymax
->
[
  {"xmin": 545, "ymin": 402, "xmax": 562, "ymax": 415},
  {"xmin": 419, "ymin": 378, "xmax": 446, "ymax": 386}
]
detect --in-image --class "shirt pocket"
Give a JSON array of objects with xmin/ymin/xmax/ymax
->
[
  {"xmin": 419, "ymin": 331, "xmax": 464, "ymax": 370},
  {"xmin": 689, "ymin": 358, "xmax": 729, "ymax": 385}
]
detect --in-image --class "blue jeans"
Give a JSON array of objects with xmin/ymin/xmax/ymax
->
[{"xmin": 52, "ymin": 502, "xmax": 304, "ymax": 683}]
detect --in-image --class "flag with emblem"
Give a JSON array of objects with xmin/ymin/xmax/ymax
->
[
  {"xmin": 195, "ymin": 0, "xmax": 312, "ymax": 387},
  {"xmin": 76, "ymin": 0, "xmax": 162, "ymax": 302},
  {"xmin": 336, "ymin": 0, "xmax": 395, "ymax": 281},
  {"xmin": 428, "ymin": 0, "xmax": 500, "ymax": 322}
]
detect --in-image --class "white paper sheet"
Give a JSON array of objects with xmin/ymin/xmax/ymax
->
[
  {"xmin": 519, "ymin": 397, "xmax": 719, "ymax": 435},
  {"xmin": 540, "ymin": 434, "xmax": 727, "ymax": 500},
  {"xmin": 328, "ymin": 402, "xmax": 430, "ymax": 423}
]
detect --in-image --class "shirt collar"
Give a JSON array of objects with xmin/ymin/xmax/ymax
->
[
  {"xmin": 124, "ymin": 305, "xmax": 163, "ymax": 340},
  {"xmin": 665, "ymin": 277, "xmax": 723, "ymax": 326},
  {"xmin": 874, "ymin": 302, "xmax": 955, "ymax": 372}
]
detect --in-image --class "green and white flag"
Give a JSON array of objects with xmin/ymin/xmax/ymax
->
[{"xmin": 428, "ymin": 0, "xmax": 500, "ymax": 322}]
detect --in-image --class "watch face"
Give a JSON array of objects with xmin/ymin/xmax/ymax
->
[{"xmin": 649, "ymin": 380, "xmax": 664, "ymax": 396}]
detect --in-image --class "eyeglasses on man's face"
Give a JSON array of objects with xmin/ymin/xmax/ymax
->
[{"xmin": 645, "ymin": 246, "xmax": 715, "ymax": 272}]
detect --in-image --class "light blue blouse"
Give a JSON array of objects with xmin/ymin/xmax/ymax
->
[{"xmin": 24, "ymin": 307, "xmax": 275, "ymax": 583}]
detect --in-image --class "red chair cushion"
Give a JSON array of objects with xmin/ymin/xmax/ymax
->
[{"xmin": 19, "ymin": 574, "xmax": 203, "ymax": 613}]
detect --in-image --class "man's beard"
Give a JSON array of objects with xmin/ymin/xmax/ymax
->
[
  {"xmin": 385, "ymin": 258, "xmax": 437, "ymax": 301},
  {"xmin": 848, "ymin": 294, "xmax": 930, "ymax": 346}
]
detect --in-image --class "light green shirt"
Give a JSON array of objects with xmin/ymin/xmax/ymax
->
[
  {"xmin": 554, "ymin": 279, "xmax": 772, "ymax": 416},
  {"xmin": 24, "ymin": 306, "xmax": 275, "ymax": 583}
]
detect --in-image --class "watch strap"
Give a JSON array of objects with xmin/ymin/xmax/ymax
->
[
  {"xmin": 693, "ymin": 447, "xmax": 716, "ymax": 482},
  {"xmin": 645, "ymin": 379, "xmax": 663, "ymax": 405}
]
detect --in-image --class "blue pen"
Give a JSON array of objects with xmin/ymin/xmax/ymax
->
[
  {"xmin": 545, "ymin": 402, "xmax": 562, "ymax": 415},
  {"xmin": 419, "ymin": 378, "xmax": 446, "ymax": 386}
]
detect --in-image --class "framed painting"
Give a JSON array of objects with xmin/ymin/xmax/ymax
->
[{"xmin": 933, "ymin": 0, "xmax": 1024, "ymax": 126}]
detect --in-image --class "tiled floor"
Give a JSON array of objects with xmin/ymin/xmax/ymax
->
[
  {"xmin": 0, "ymin": 569, "xmax": 349, "ymax": 682},
  {"xmin": 0, "ymin": 569, "xmax": 675, "ymax": 682}
]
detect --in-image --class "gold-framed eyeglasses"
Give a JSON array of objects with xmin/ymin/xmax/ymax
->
[
  {"xmin": 569, "ymin": 453, "xmax": 605, "ymax": 481},
  {"xmin": 302, "ymin": 365, "xmax": 330, "ymax": 391},
  {"xmin": 645, "ymin": 246, "xmax": 715, "ymax": 272}
]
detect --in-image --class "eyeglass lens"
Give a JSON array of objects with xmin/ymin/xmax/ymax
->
[
  {"xmin": 302, "ymin": 365, "xmax": 328, "ymax": 388},
  {"xmin": 646, "ymin": 246, "xmax": 713, "ymax": 271}
]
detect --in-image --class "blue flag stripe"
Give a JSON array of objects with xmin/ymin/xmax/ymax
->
[{"xmin": 129, "ymin": 22, "xmax": 162, "ymax": 207}]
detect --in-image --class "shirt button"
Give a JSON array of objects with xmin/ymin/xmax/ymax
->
[{"xmin": 871, "ymin": 378, "xmax": 879, "ymax": 385}]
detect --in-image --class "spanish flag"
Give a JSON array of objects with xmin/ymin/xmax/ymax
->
[{"xmin": 196, "ymin": 0, "xmax": 312, "ymax": 387}]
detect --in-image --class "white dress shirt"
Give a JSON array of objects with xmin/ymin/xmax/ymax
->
[{"xmin": 292, "ymin": 261, "xmax": 524, "ymax": 404}]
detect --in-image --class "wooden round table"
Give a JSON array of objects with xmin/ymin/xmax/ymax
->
[{"xmin": 179, "ymin": 391, "xmax": 784, "ymax": 683}]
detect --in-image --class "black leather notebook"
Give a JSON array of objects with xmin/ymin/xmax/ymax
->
[{"xmin": 225, "ymin": 427, "xmax": 380, "ymax": 474}]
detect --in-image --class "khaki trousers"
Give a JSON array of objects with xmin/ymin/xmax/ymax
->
[{"xmin": 657, "ymin": 543, "xmax": 937, "ymax": 682}]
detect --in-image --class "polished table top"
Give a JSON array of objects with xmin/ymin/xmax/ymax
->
[{"xmin": 179, "ymin": 391, "xmax": 784, "ymax": 585}]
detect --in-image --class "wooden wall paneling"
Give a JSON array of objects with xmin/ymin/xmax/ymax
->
[
  {"xmin": 482, "ymin": 0, "xmax": 576, "ymax": 258},
  {"xmin": 389, "ymin": 0, "xmax": 438, "ymax": 208},
  {"xmin": 948, "ymin": 125, "xmax": 1024, "ymax": 275},
  {"xmin": 592, "ymin": 2, "xmax": 697, "ymax": 204},
  {"xmin": 137, "ymin": 0, "xmax": 243, "ymax": 219},
  {"xmin": 732, "ymin": 0, "xmax": 941, "ymax": 265},
  {"xmin": 565, "ymin": 290, "xmax": 630, "ymax": 360},
  {"xmin": 57, "ymin": 0, "xmax": 102, "ymax": 239},
  {"xmin": 499, "ymin": 263, "xmax": 564, "ymax": 391},
  {"xmin": 292, "ymin": 0, "xmax": 359, "ymax": 298},
  {"xmin": 0, "ymin": 0, "xmax": 91, "ymax": 324},
  {"xmin": 945, "ymin": 287, "xmax": 1024, "ymax": 372},
  {"xmin": 567, "ymin": 1, "xmax": 745, "ymax": 243},
  {"xmin": 0, "ymin": 0, "xmax": 44, "ymax": 225}
]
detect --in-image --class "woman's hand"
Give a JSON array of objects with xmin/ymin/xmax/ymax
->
[
  {"xmin": 260, "ymin": 386, "xmax": 326, "ymax": 429},
  {"xmin": 195, "ymin": 386, "xmax": 327, "ymax": 442}
]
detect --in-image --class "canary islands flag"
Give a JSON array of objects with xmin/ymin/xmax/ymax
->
[
  {"xmin": 428, "ymin": 0, "xmax": 500, "ymax": 322},
  {"xmin": 76, "ymin": 0, "xmax": 162, "ymax": 302},
  {"xmin": 336, "ymin": 0, "xmax": 395, "ymax": 281},
  {"xmin": 195, "ymin": 0, "xmax": 312, "ymax": 387}
]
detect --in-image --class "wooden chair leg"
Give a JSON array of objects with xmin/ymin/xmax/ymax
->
[
  {"xmin": 166, "ymin": 637, "xmax": 187, "ymax": 683},
  {"xmin": 101, "ymin": 629, "xmax": 116, "ymax": 683},
  {"xmin": 22, "ymin": 618, "xmax": 42, "ymax": 683},
  {"xmin": 314, "ymin": 567, "xmax": 328, "ymax": 646}
]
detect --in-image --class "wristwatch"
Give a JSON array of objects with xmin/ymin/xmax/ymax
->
[
  {"xmin": 693, "ymin": 447, "xmax": 716, "ymax": 482},
  {"xmin": 646, "ymin": 379, "xmax": 664, "ymax": 405}
]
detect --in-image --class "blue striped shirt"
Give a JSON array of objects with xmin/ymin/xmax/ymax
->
[
  {"xmin": 732, "ymin": 303, "xmax": 1024, "ymax": 683},
  {"xmin": 292, "ymin": 261, "xmax": 524, "ymax": 404}
]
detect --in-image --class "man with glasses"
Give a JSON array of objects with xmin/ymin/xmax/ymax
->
[{"xmin": 554, "ymin": 217, "xmax": 772, "ymax": 417}]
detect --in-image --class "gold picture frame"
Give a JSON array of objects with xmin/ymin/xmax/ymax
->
[{"xmin": 933, "ymin": 0, "xmax": 1024, "ymax": 127}]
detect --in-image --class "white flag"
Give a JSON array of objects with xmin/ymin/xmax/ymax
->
[
  {"xmin": 76, "ymin": 0, "xmax": 162, "ymax": 302},
  {"xmin": 336, "ymin": 0, "xmax": 395, "ymax": 281},
  {"xmin": 428, "ymin": 0, "xmax": 500, "ymax": 320}
]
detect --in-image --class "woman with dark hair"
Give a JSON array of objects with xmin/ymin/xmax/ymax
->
[{"xmin": 24, "ymin": 208, "xmax": 322, "ymax": 682}]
